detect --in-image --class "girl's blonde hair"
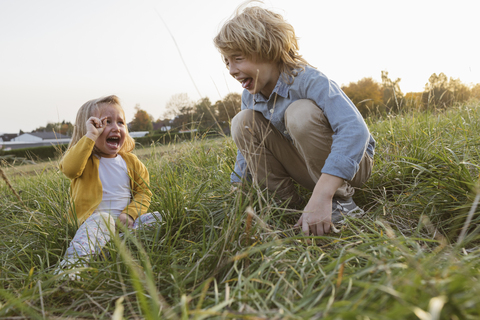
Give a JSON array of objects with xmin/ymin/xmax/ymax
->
[
  {"xmin": 213, "ymin": 2, "xmax": 311, "ymax": 84},
  {"xmin": 68, "ymin": 95, "xmax": 135, "ymax": 154}
]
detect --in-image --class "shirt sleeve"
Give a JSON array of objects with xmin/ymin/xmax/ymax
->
[
  {"xmin": 230, "ymin": 149, "xmax": 249, "ymax": 183},
  {"xmin": 230, "ymin": 90, "xmax": 252, "ymax": 184},
  {"xmin": 302, "ymin": 70, "xmax": 371, "ymax": 181}
]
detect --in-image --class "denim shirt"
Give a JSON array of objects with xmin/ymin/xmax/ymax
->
[{"xmin": 231, "ymin": 65, "xmax": 376, "ymax": 183}]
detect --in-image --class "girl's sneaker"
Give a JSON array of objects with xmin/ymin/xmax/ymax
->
[{"xmin": 53, "ymin": 257, "xmax": 88, "ymax": 281}]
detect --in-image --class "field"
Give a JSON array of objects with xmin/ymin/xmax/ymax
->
[{"xmin": 1, "ymin": 102, "xmax": 480, "ymax": 319}]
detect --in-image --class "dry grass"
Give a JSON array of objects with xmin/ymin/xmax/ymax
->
[{"xmin": 1, "ymin": 104, "xmax": 480, "ymax": 319}]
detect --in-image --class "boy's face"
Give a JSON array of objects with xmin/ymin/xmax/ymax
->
[
  {"xmin": 94, "ymin": 103, "xmax": 126, "ymax": 158},
  {"xmin": 225, "ymin": 53, "xmax": 280, "ymax": 98}
]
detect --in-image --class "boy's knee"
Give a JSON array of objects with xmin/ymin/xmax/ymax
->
[
  {"xmin": 285, "ymin": 99, "xmax": 329, "ymax": 139},
  {"xmin": 231, "ymin": 109, "xmax": 258, "ymax": 140}
]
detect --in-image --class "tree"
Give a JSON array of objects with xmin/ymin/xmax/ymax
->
[
  {"xmin": 193, "ymin": 97, "xmax": 217, "ymax": 130},
  {"xmin": 130, "ymin": 105, "xmax": 153, "ymax": 131},
  {"xmin": 215, "ymin": 93, "xmax": 241, "ymax": 124},
  {"xmin": 471, "ymin": 83, "xmax": 480, "ymax": 100},
  {"xmin": 152, "ymin": 118, "xmax": 171, "ymax": 132},
  {"xmin": 381, "ymin": 71, "xmax": 403, "ymax": 113},
  {"xmin": 422, "ymin": 73, "xmax": 471, "ymax": 109},
  {"xmin": 33, "ymin": 121, "xmax": 73, "ymax": 136},
  {"xmin": 164, "ymin": 93, "xmax": 194, "ymax": 130},
  {"xmin": 59, "ymin": 122, "xmax": 74, "ymax": 136},
  {"xmin": 449, "ymin": 77, "xmax": 471, "ymax": 104},
  {"xmin": 164, "ymin": 93, "xmax": 194, "ymax": 118},
  {"xmin": 423, "ymin": 72, "xmax": 451, "ymax": 109},
  {"xmin": 341, "ymin": 78, "xmax": 383, "ymax": 116},
  {"xmin": 404, "ymin": 92, "xmax": 423, "ymax": 110}
]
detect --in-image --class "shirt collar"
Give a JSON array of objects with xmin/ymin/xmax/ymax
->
[{"xmin": 253, "ymin": 74, "xmax": 291, "ymax": 104}]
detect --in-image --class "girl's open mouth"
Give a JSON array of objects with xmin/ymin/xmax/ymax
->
[{"xmin": 106, "ymin": 137, "xmax": 120, "ymax": 148}]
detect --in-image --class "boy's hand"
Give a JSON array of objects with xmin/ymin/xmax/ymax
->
[
  {"xmin": 294, "ymin": 173, "xmax": 343, "ymax": 236},
  {"xmin": 230, "ymin": 182, "xmax": 242, "ymax": 193},
  {"xmin": 295, "ymin": 197, "xmax": 332, "ymax": 236},
  {"xmin": 230, "ymin": 182, "xmax": 251, "ymax": 197},
  {"xmin": 117, "ymin": 213, "xmax": 134, "ymax": 229},
  {"xmin": 85, "ymin": 116, "xmax": 107, "ymax": 141}
]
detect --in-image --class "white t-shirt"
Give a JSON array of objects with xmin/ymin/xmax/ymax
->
[{"xmin": 95, "ymin": 155, "xmax": 131, "ymax": 219}]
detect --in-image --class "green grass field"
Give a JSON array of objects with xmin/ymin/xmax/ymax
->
[{"xmin": 1, "ymin": 102, "xmax": 480, "ymax": 319}]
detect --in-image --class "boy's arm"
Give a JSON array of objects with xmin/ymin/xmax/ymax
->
[
  {"xmin": 231, "ymin": 91, "xmax": 251, "ymax": 184},
  {"xmin": 122, "ymin": 157, "xmax": 152, "ymax": 220},
  {"xmin": 231, "ymin": 149, "xmax": 250, "ymax": 183},
  {"xmin": 303, "ymin": 71, "xmax": 372, "ymax": 181},
  {"xmin": 298, "ymin": 69, "xmax": 373, "ymax": 236},
  {"xmin": 59, "ymin": 136, "xmax": 95, "ymax": 179}
]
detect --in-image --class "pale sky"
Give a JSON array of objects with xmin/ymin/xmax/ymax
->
[{"xmin": 1, "ymin": 0, "xmax": 478, "ymax": 133}]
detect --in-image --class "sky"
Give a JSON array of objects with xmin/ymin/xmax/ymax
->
[{"xmin": 1, "ymin": 0, "xmax": 479, "ymax": 134}]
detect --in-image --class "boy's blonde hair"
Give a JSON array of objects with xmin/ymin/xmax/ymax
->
[
  {"xmin": 68, "ymin": 95, "xmax": 135, "ymax": 154},
  {"xmin": 213, "ymin": 2, "xmax": 310, "ymax": 84}
]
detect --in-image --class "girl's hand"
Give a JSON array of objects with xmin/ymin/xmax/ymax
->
[
  {"xmin": 85, "ymin": 116, "xmax": 107, "ymax": 141},
  {"xmin": 117, "ymin": 213, "xmax": 134, "ymax": 229}
]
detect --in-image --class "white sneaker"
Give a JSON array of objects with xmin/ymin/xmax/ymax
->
[
  {"xmin": 331, "ymin": 197, "xmax": 364, "ymax": 224},
  {"xmin": 53, "ymin": 258, "xmax": 88, "ymax": 281}
]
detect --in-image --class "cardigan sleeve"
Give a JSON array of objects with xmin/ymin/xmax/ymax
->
[
  {"xmin": 59, "ymin": 136, "xmax": 95, "ymax": 179},
  {"xmin": 122, "ymin": 155, "xmax": 152, "ymax": 220}
]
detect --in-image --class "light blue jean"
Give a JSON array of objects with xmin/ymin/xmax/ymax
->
[{"xmin": 59, "ymin": 211, "xmax": 162, "ymax": 268}]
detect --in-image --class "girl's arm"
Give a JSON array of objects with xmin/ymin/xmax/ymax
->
[
  {"xmin": 60, "ymin": 116, "xmax": 106, "ymax": 179},
  {"xmin": 122, "ymin": 156, "xmax": 152, "ymax": 220},
  {"xmin": 59, "ymin": 136, "xmax": 95, "ymax": 179}
]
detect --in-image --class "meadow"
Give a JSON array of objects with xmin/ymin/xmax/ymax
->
[{"xmin": 1, "ymin": 102, "xmax": 480, "ymax": 319}]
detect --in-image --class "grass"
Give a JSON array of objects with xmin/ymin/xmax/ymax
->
[{"xmin": 1, "ymin": 102, "xmax": 480, "ymax": 319}]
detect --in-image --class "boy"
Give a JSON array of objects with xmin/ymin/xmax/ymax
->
[{"xmin": 214, "ymin": 4, "xmax": 375, "ymax": 236}]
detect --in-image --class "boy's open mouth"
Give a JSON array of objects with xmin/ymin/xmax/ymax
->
[
  {"xmin": 106, "ymin": 136, "xmax": 120, "ymax": 148},
  {"xmin": 242, "ymin": 78, "xmax": 253, "ymax": 89}
]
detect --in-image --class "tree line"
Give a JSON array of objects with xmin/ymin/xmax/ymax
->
[
  {"xmin": 130, "ymin": 71, "xmax": 479, "ymax": 133},
  {"xmin": 342, "ymin": 71, "xmax": 480, "ymax": 117},
  {"xmin": 25, "ymin": 71, "xmax": 479, "ymax": 135},
  {"xmin": 28, "ymin": 120, "xmax": 74, "ymax": 136},
  {"xmin": 131, "ymin": 93, "xmax": 241, "ymax": 134}
]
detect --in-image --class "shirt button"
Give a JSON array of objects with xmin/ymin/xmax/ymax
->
[
  {"xmin": 284, "ymin": 130, "xmax": 288, "ymax": 134},
  {"xmin": 270, "ymin": 109, "xmax": 274, "ymax": 114}
]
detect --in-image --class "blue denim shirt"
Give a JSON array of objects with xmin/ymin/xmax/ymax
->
[{"xmin": 231, "ymin": 65, "xmax": 376, "ymax": 183}]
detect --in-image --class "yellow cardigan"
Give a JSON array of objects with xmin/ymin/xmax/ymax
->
[{"xmin": 59, "ymin": 136, "xmax": 151, "ymax": 225}]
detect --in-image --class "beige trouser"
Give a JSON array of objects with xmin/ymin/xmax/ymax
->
[{"xmin": 231, "ymin": 99, "xmax": 373, "ymax": 203}]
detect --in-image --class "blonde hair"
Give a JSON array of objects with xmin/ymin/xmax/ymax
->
[
  {"xmin": 68, "ymin": 95, "xmax": 135, "ymax": 154},
  {"xmin": 213, "ymin": 2, "xmax": 311, "ymax": 84}
]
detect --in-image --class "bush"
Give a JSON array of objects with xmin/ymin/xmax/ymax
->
[
  {"xmin": 0, "ymin": 144, "xmax": 68, "ymax": 161},
  {"xmin": 134, "ymin": 131, "xmax": 223, "ymax": 146}
]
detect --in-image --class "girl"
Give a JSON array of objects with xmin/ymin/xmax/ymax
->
[{"xmin": 57, "ymin": 95, "xmax": 161, "ymax": 271}]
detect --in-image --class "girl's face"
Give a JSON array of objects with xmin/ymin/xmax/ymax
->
[{"xmin": 94, "ymin": 103, "xmax": 126, "ymax": 158}]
